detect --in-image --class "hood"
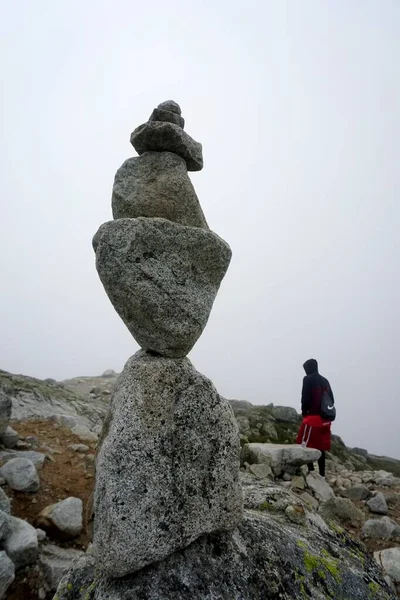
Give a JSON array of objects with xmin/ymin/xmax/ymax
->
[{"xmin": 303, "ymin": 358, "xmax": 318, "ymax": 375}]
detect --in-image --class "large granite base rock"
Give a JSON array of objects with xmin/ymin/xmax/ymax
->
[
  {"xmin": 93, "ymin": 351, "xmax": 242, "ymax": 577},
  {"xmin": 55, "ymin": 511, "xmax": 394, "ymax": 600},
  {"xmin": 93, "ymin": 217, "xmax": 231, "ymax": 357},
  {"xmin": 111, "ymin": 152, "xmax": 208, "ymax": 228}
]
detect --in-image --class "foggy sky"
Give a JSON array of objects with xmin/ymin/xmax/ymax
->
[{"xmin": 1, "ymin": 1, "xmax": 399, "ymax": 458}]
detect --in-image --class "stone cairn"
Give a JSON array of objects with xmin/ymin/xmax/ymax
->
[{"xmin": 92, "ymin": 101, "xmax": 243, "ymax": 578}]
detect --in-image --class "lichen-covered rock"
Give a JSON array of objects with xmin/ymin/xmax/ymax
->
[
  {"xmin": 54, "ymin": 511, "xmax": 394, "ymax": 600},
  {"xmin": 130, "ymin": 121, "xmax": 203, "ymax": 171},
  {"xmin": 39, "ymin": 544, "xmax": 84, "ymax": 591},
  {"xmin": 93, "ymin": 351, "xmax": 243, "ymax": 577},
  {"xmin": 0, "ymin": 391, "xmax": 11, "ymax": 436},
  {"xmin": 111, "ymin": 152, "xmax": 208, "ymax": 228},
  {"xmin": 367, "ymin": 492, "xmax": 389, "ymax": 515},
  {"xmin": 93, "ymin": 218, "xmax": 231, "ymax": 358},
  {"xmin": 319, "ymin": 496, "xmax": 364, "ymax": 527}
]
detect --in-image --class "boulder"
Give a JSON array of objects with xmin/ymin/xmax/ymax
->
[
  {"xmin": 69, "ymin": 444, "xmax": 89, "ymax": 453},
  {"xmin": 0, "ymin": 551, "xmax": 15, "ymax": 598},
  {"xmin": 346, "ymin": 484, "xmax": 371, "ymax": 502},
  {"xmin": 112, "ymin": 152, "xmax": 208, "ymax": 228},
  {"xmin": 242, "ymin": 443, "xmax": 320, "ymax": 477},
  {"xmin": 157, "ymin": 100, "xmax": 181, "ymax": 114},
  {"xmin": 248, "ymin": 463, "xmax": 272, "ymax": 480},
  {"xmin": 93, "ymin": 218, "xmax": 231, "ymax": 358},
  {"xmin": 0, "ymin": 458, "xmax": 40, "ymax": 492},
  {"xmin": 319, "ymin": 497, "xmax": 364, "ymax": 527},
  {"xmin": 271, "ymin": 406, "xmax": 300, "ymax": 423},
  {"xmin": 130, "ymin": 121, "xmax": 203, "ymax": 171},
  {"xmin": 36, "ymin": 497, "xmax": 83, "ymax": 541},
  {"xmin": 3, "ymin": 517, "xmax": 38, "ymax": 568},
  {"xmin": 367, "ymin": 492, "xmax": 389, "ymax": 515},
  {"xmin": 0, "ymin": 392, "xmax": 11, "ymax": 436},
  {"xmin": 101, "ymin": 369, "xmax": 116, "ymax": 378},
  {"xmin": 1, "ymin": 427, "xmax": 19, "ymax": 449},
  {"xmin": 39, "ymin": 544, "xmax": 84, "ymax": 591},
  {"xmin": 361, "ymin": 516, "xmax": 400, "ymax": 540},
  {"xmin": 374, "ymin": 547, "xmax": 400, "ymax": 589},
  {"xmin": 306, "ymin": 472, "xmax": 335, "ymax": 503},
  {"xmin": 93, "ymin": 351, "xmax": 242, "ymax": 578},
  {"xmin": 55, "ymin": 511, "xmax": 393, "ymax": 600},
  {"xmin": 70, "ymin": 425, "xmax": 98, "ymax": 442}
]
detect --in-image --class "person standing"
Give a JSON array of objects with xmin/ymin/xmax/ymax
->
[{"xmin": 296, "ymin": 358, "xmax": 335, "ymax": 477}]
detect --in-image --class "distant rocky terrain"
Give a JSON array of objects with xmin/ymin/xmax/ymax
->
[{"xmin": 0, "ymin": 366, "xmax": 399, "ymax": 598}]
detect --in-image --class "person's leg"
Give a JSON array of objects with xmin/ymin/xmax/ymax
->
[
  {"xmin": 308, "ymin": 461, "xmax": 315, "ymax": 472},
  {"xmin": 318, "ymin": 451, "xmax": 326, "ymax": 477}
]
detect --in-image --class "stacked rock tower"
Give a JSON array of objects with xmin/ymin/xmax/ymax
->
[{"xmin": 92, "ymin": 101, "xmax": 243, "ymax": 578}]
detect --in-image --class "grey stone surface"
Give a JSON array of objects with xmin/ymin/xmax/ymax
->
[
  {"xmin": 367, "ymin": 492, "xmax": 389, "ymax": 515},
  {"xmin": 361, "ymin": 516, "xmax": 400, "ymax": 540},
  {"xmin": 130, "ymin": 121, "xmax": 203, "ymax": 171},
  {"xmin": 93, "ymin": 218, "xmax": 231, "ymax": 358},
  {"xmin": 0, "ymin": 489, "xmax": 10, "ymax": 515},
  {"xmin": 319, "ymin": 497, "xmax": 364, "ymax": 527},
  {"xmin": 0, "ymin": 510, "xmax": 11, "ymax": 542},
  {"xmin": 346, "ymin": 484, "xmax": 371, "ymax": 501},
  {"xmin": 40, "ymin": 544, "xmax": 84, "ymax": 591},
  {"xmin": 55, "ymin": 511, "xmax": 393, "ymax": 600},
  {"xmin": 0, "ymin": 392, "xmax": 11, "ymax": 436},
  {"xmin": 149, "ymin": 107, "xmax": 185, "ymax": 128},
  {"xmin": 70, "ymin": 425, "xmax": 98, "ymax": 441},
  {"xmin": 4, "ymin": 517, "xmax": 38, "ymax": 568},
  {"xmin": 36, "ymin": 528, "xmax": 47, "ymax": 542},
  {"xmin": 93, "ymin": 351, "xmax": 243, "ymax": 578},
  {"xmin": 157, "ymin": 100, "xmax": 181, "ymax": 114},
  {"xmin": 248, "ymin": 463, "xmax": 272, "ymax": 480},
  {"xmin": 68, "ymin": 444, "xmax": 89, "ymax": 453},
  {"xmin": 0, "ymin": 551, "xmax": 15, "ymax": 598},
  {"xmin": 0, "ymin": 458, "xmax": 40, "ymax": 492},
  {"xmin": 374, "ymin": 547, "xmax": 400, "ymax": 587},
  {"xmin": 1, "ymin": 426, "xmax": 19, "ymax": 449},
  {"xmin": 242, "ymin": 443, "xmax": 320, "ymax": 477},
  {"xmin": 112, "ymin": 152, "xmax": 208, "ymax": 228},
  {"xmin": 306, "ymin": 472, "xmax": 335, "ymax": 502},
  {"xmin": 36, "ymin": 497, "xmax": 83, "ymax": 540}
]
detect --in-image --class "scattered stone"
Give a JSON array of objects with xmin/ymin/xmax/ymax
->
[
  {"xmin": 367, "ymin": 492, "xmax": 389, "ymax": 515},
  {"xmin": 319, "ymin": 497, "xmax": 364, "ymax": 527},
  {"xmin": 299, "ymin": 492, "xmax": 319, "ymax": 510},
  {"xmin": 36, "ymin": 497, "xmax": 83, "ymax": 540},
  {"xmin": 112, "ymin": 152, "xmax": 208, "ymax": 228},
  {"xmin": 130, "ymin": 121, "xmax": 203, "ymax": 171},
  {"xmin": 352, "ymin": 447, "xmax": 369, "ymax": 458},
  {"xmin": 361, "ymin": 516, "xmax": 400, "ymax": 540},
  {"xmin": 346, "ymin": 484, "xmax": 371, "ymax": 502},
  {"xmin": 0, "ymin": 550, "xmax": 15, "ymax": 597},
  {"xmin": 242, "ymin": 443, "xmax": 320, "ymax": 477},
  {"xmin": 4, "ymin": 517, "xmax": 38, "ymax": 568},
  {"xmin": 39, "ymin": 544, "xmax": 84, "ymax": 591},
  {"xmin": 248, "ymin": 463, "xmax": 272, "ymax": 480},
  {"xmin": 291, "ymin": 475, "xmax": 305, "ymax": 491},
  {"xmin": 271, "ymin": 406, "xmax": 299, "ymax": 423},
  {"xmin": 25, "ymin": 435, "xmax": 39, "ymax": 447},
  {"xmin": 0, "ymin": 489, "xmax": 11, "ymax": 515},
  {"xmin": 15, "ymin": 440, "xmax": 30, "ymax": 450},
  {"xmin": 93, "ymin": 218, "xmax": 231, "ymax": 358},
  {"xmin": 0, "ymin": 458, "xmax": 40, "ymax": 492},
  {"xmin": 306, "ymin": 473, "xmax": 335, "ymax": 503},
  {"xmin": 93, "ymin": 351, "xmax": 243, "ymax": 578},
  {"xmin": 374, "ymin": 547, "xmax": 400, "ymax": 589},
  {"xmin": 69, "ymin": 444, "xmax": 89, "ymax": 453},
  {"xmin": 38, "ymin": 588, "xmax": 46, "ymax": 600},
  {"xmin": 0, "ymin": 510, "xmax": 11, "ymax": 542},
  {"xmin": 157, "ymin": 100, "xmax": 182, "ymax": 114},
  {"xmin": 1, "ymin": 427, "xmax": 19, "ymax": 449},
  {"xmin": 36, "ymin": 528, "xmax": 46, "ymax": 542},
  {"xmin": 52, "ymin": 415, "xmax": 77, "ymax": 429},
  {"xmin": 0, "ymin": 392, "xmax": 11, "ymax": 436},
  {"xmin": 0, "ymin": 450, "xmax": 47, "ymax": 470},
  {"xmin": 70, "ymin": 425, "xmax": 98, "ymax": 442}
]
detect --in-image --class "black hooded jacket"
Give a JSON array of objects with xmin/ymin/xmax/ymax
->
[{"xmin": 301, "ymin": 359, "xmax": 334, "ymax": 417}]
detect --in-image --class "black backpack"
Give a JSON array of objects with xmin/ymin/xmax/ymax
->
[{"xmin": 320, "ymin": 387, "xmax": 336, "ymax": 421}]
